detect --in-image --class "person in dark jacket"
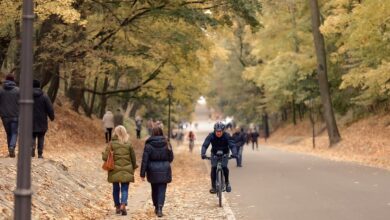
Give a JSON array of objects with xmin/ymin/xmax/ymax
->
[
  {"xmin": 140, "ymin": 127, "xmax": 174, "ymax": 218},
  {"xmin": 31, "ymin": 80, "xmax": 55, "ymax": 158},
  {"xmin": 102, "ymin": 125, "xmax": 138, "ymax": 216},
  {"xmin": 232, "ymin": 127, "xmax": 246, "ymax": 167},
  {"xmin": 113, "ymin": 108, "xmax": 124, "ymax": 127},
  {"xmin": 251, "ymin": 129, "xmax": 260, "ymax": 151},
  {"xmin": 0, "ymin": 74, "xmax": 19, "ymax": 158},
  {"xmin": 135, "ymin": 117, "xmax": 142, "ymax": 139},
  {"xmin": 201, "ymin": 122, "xmax": 238, "ymax": 194}
]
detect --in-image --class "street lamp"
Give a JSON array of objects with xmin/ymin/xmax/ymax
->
[
  {"xmin": 14, "ymin": 0, "xmax": 34, "ymax": 219},
  {"xmin": 166, "ymin": 82, "xmax": 175, "ymax": 141}
]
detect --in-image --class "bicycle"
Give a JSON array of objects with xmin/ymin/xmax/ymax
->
[{"xmin": 205, "ymin": 150, "xmax": 233, "ymax": 207}]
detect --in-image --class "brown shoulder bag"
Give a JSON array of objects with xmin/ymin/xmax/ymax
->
[{"xmin": 102, "ymin": 143, "xmax": 115, "ymax": 171}]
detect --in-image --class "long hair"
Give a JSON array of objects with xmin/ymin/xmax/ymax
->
[
  {"xmin": 114, "ymin": 125, "xmax": 129, "ymax": 144},
  {"xmin": 151, "ymin": 127, "xmax": 171, "ymax": 150},
  {"xmin": 152, "ymin": 127, "xmax": 164, "ymax": 137}
]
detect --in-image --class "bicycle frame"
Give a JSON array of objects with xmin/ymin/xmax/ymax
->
[{"xmin": 205, "ymin": 152, "xmax": 233, "ymax": 207}]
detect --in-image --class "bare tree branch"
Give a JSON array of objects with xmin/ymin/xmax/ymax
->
[{"xmin": 84, "ymin": 59, "xmax": 167, "ymax": 95}]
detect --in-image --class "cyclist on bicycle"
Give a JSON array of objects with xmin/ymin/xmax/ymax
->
[{"xmin": 201, "ymin": 122, "xmax": 238, "ymax": 194}]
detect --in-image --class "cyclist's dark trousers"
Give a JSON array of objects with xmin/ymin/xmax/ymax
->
[
  {"xmin": 151, "ymin": 183, "xmax": 167, "ymax": 207},
  {"xmin": 32, "ymin": 132, "xmax": 46, "ymax": 156},
  {"xmin": 211, "ymin": 167, "xmax": 229, "ymax": 188},
  {"xmin": 105, "ymin": 128, "xmax": 113, "ymax": 143},
  {"xmin": 210, "ymin": 156, "xmax": 229, "ymax": 188}
]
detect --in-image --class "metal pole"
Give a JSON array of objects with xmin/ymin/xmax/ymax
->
[
  {"xmin": 168, "ymin": 96, "xmax": 171, "ymax": 141},
  {"xmin": 14, "ymin": 0, "xmax": 34, "ymax": 219}
]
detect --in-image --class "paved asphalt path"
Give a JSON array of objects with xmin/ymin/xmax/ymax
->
[{"xmin": 193, "ymin": 103, "xmax": 390, "ymax": 220}]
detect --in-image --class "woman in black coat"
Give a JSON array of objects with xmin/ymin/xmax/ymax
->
[{"xmin": 140, "ymin": 127, "xmax": 174, "ymax": 217}]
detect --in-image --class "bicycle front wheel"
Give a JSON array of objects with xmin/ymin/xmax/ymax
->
[{"xmin": 217, "ymin": 169, "xmax": 223, "ymax": 207}]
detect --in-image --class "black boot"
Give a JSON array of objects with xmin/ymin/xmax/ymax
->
[
  {"xmin": 115, "ymin": 206, "xmax": 121, "ymax": 214},
  {"xmin": 120, "ymin": 204, "xmax": 127, "ymax": 216},
  {"xmin": 9, "ymin": 149, "xmax": 15, "ymax": 158},
  {"xmin": 157, "ymin": 205, "xmax": 163, "ymax": 217}
]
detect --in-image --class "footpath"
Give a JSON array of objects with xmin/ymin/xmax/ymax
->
[
  {"xmin": 128, "ymin": 144, "xmax": 232, "ymax": 220},
  {"xmin": 0, "ymin": 105, "xmax": 235, "ymax": 219}
]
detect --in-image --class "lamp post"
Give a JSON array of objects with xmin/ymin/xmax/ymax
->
[
  {"xmin": 166, "ymin": 82, "xmax": 175, "ymax": 141},
  {"xmin": 14, "ymin": 0, "xmax": 34, "ymax": 219}
]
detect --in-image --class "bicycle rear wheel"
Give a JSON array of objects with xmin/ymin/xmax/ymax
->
[{"xmin": 217, "ymin": 169, "xmax": 223, "ymax": 207}]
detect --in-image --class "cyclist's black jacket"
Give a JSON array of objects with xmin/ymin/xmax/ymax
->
[{"xmin": 201, "ymin": 132, "xmax": 237, "ymax": 156}]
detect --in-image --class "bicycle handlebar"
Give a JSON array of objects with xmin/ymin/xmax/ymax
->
[{"xmin": 204, "ymin": 155, "xmax": 234, "ymax": 160}]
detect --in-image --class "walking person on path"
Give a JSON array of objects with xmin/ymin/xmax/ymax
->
[
  {"xmin": 102, "ymin": 110, "xmax": 114, "ymax": 143},
  {"xmin": 246, "ymin": 129, "xmax": 251, "ymax": 146},
  {"xmin": 113, "ymin": 108, "xmax": 124, "ymax": 127},
  {"xmin": 140, "ymin": 127, "xmax": 174, "ymax": 218},
  {"xmin": 102, "ymin": 125, "xmax": 138, "ymax": 216},
  {"xmin": 135, "ymin": 116, "xmax": 142, "ymax": 139},
  {"xmin": 31, "ymin": 80, "xmax": 55, "ymax": 158},
  {"xmin": 0, "ymin": 74, "xmax": 19, "ymax": 158},
  {"xmin": 232, "ymin": 127, "xmax": 246, "ymax": 167},
  {"xmin": 146, "ymin": 118, "xmax": 154, "ymax": 136},
  {"xmin": 251, "ymin": 129, "xmax": 260, "ymax": 151}
]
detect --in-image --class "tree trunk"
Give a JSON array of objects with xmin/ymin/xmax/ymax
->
[
  {"xmin": 298, "ymin": 103, "xmax": 305, "ymax": 121},
  {"xmin": 129, "ymin": 101, "xmax": 141, "ymax": 119},
  {"xmin": 13, "ymin": 21, "xmax": 21, "ymax": 82},
  {"xmin": 309, "ymin": 106, "xmax": 316, "ymax": 149},
  {"xmin": 292, "ymin": 97, "xmax": 297, "ymax": 125},
  {"xmin": 87, "ymin": 77, "xmax": 98, "ymax": 118},
  {"xmin": 47, "ymin": 65, "xmax": 60, "ymax": 103},
  {"xmin": 309, "ymin": 0, "xmax": 341, "ymax": 146},
  {"xmin": 99, "ymin": 74, "xmax": 109, "ymax": 118},
  {"xmin": 0, "ymin": 35, "xmax": 12, "ymax": 68},
  {"xmin": 67, "ymin": 68, "xmax": 85, "ymax": 112}
]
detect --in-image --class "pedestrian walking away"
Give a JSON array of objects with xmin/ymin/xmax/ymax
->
[
  {"xmin": 201, "ymin": 122, "xmax": 238, "ymax": 194},
  {"xmin": 0, "ymin": 74, "xmax": 20, "ymax": 158},
  {"xmin": 232, "ymin": 127, "xmax": 246, "ymax": 167},
  {"xmin": 135, "ymin": 116, "xmax": 142, "ymax": 139},
  {"xmin": 188, "ymin": 130, "xmax": 196, "ymax": 153},
  {"xmin": 102, "ymin": 126, "xmax": 138, "ymax": 216},
  {"xmin": 140, "ymin": 127, "xmax": 174, "ymax": 218},
  {"xmin": 113, "ymin": 108, "xmax": 124, "ymax": 127},
  {"xmin": 147, "ymin": 118, "xmax": 154, "ymax": 136},
  {"xmin": 102, "ymin": 110, "xmax": 114, "ymax": 143},
  {"xmin": 31, "ymin": 80, "xmax": 55, "ymax": 159},
  {"xmin": 251, "ymin": 129, "xmax": 260, "ymax": 151}
]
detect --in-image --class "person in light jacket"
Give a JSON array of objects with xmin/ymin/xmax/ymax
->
[
  {"xmin": 140, "ymin": 127, "xmax": 174, "ymax": 217},
  {"xmin": 102, "ymin": 110, "xmax": 114, "ymax": 143}
]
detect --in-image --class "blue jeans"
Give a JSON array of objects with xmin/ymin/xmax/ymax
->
[
  {"xmin": 151, "ymin": 183, "xmax": 167, "ymax": 207},
  {"xmin": 113, "ymin": 182, "xmax": 129, "ymax": 206},
  {"xmin": 236, "ymin": 146, "xmax": 244, "ymax": 166},
  {"xmin": 1, "ymin": 117, "xmax": 18, "ymax": 150}
]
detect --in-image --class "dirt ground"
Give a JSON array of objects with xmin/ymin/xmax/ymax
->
[
  {"xmin": 0, "ymin": 104, "xmax": 233, "ymax": 219},
  {"xmin": 129, "ymin": 146, "xmax": 232, "ymax": 220},
  {"xmin": 264, "ymin": 114, "xmax": 390, "ymax": 170}
]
